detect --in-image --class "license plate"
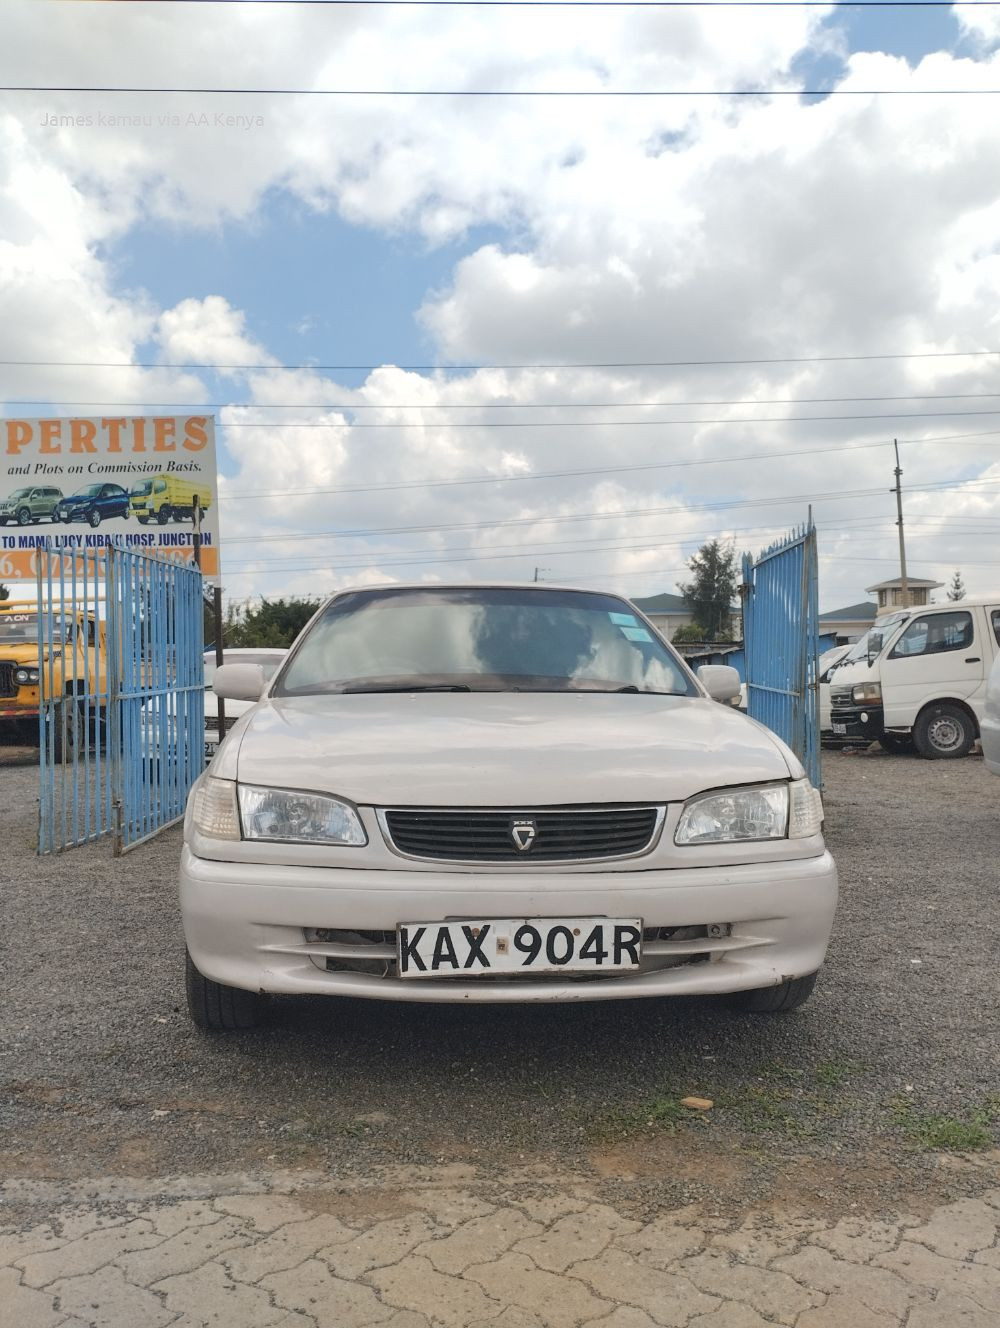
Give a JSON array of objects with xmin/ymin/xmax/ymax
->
[
  {"xmin": 832, "ymin": 723, "xmax": 847, "ymax": 735},
  {"xmin": 397, "ymin": 917, "xmax": 643, "ymax": 979}
]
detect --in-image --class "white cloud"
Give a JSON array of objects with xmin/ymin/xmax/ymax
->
[
  {"xmin": 2, "ymin": 2, "xmax": 1000, "ymax": 609},
  {"xmin": 954, "ymin": 4, "xmax": 1000, "ymax": 45}
]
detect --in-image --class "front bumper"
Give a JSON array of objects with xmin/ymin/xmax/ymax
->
[
  {"xmin": 180, "ymin": 848, "xmax": 838, "ymax": 1003},
  {"xmin": 829, "ymin": 701, "xmax": 885, "ymax": 743}
]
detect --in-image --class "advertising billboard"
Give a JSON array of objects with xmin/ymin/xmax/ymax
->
[{"xmin": 1, "ymin": 415, "xmax": 220, "ymax": 581}]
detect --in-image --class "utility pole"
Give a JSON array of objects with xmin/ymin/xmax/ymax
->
[{"xmin": 893, "ymin": 439, "xmax": 910, "ymax": 609}]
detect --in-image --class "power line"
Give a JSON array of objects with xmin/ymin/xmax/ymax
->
[
  {"xmin": 5, "ymin": 84, "xmax": 999, "ymax": 96},
  {"xmin": 219, "ymin": 511, "xmax": 1000, "ymax": 571},
  {"xmin": 223, "ymin": 474, "xmax": 1000, "ymax": 545},
  {"xmin": 218, "ymin": 435, "xmax": 997, "ymax": 503},
  {"xmin": 3, "ymin": 350, "xmax": 998, "ymax": 370},
  {"xmin": 8, "ymin": 392, "xmax": 1000, "ymax": 409},
  {"xmin": 221, "ymin": 516, "xmax": 994, "ymax": 573},
  {"xmin": 201, "ymin": 408, "xmax": 1000, "ymax": 428}
]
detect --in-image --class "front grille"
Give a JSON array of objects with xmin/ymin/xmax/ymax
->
[
  {"xmin": 830, "ymin": 687, "xmax": 852, "ymax": 706},
  {"xmin": 381, "ymin": 805, "xmax": 662, "ymax": 862},
  {"xmin": 0, "ymin": 663, "xmax": 18, "ymax": 698}
]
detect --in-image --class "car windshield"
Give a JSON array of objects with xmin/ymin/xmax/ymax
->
[
  {"xmin": 276, "ymin": 587, "xmax": 696, "ymax": 696},
  {"xmin": 0, "ymin": 610, "xmax": 66, "ymax": 644},
  {"xmin": 6, "ymin": 488, "xmax": 31, "ymax": 500},
  {"xmin": 70, "ymin": 484, "xmax": 103, "ymax": 498},
  {"xmin": 204, "ymin": 652, "xmax": 285, "ymax": 688}
]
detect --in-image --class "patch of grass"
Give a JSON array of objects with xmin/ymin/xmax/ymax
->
[
  {"xmin": 589, "ymin": 1095, "xmax": 691, "ymax": 1141},
  {"xmin": 891, "ymin": 1096, "xmax": 1000, "ymax": 1152},
  {"xmin": 814, "ymin": 1058, "xmax": 861, "ymax": 1088}
]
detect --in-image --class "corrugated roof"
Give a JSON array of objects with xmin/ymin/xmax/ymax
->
[
  {"xmin": 630, "ymin": 592, "xmax": 689, "ymax": 613},
  {"xmin": 819, "ymin": 601, "xmax": 878, "ymax": 622}
]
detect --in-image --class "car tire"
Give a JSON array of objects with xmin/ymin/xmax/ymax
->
[
  {"xmin": 912, "ymin": 704, "xmax": 975, "ymax": 760},
  {"xmin": 185, "ymin": 950, "xmax": 264, "ymax": 1031},
  {"xmin": 727, "ymin": 972, "xmax": 817, "ymax": 1013},
  {"xmin": 879, "ymin": 732, "xmax": 914, "ymax": 755},
  {"xmin": 88, "ymin": 509, "xmax": 101, "ymax": 528},
  {"xmin": 17, "ymin": 507, "xmax": 31, "ymax": 525}
]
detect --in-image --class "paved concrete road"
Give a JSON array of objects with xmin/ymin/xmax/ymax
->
[{"xmin": 4, "ymin": 1169, "xmax": 1000, "ymax": 1327}]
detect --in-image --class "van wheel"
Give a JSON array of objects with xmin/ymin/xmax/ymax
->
[
  {"xmin": 157, "ymin": 507, "xmax": 170, "ymax": 524},
  {"xmin": 727, "ymin": 972, "xmax": 817, "ymax": 1013},
  {"xmin": 913, "ymin": 704, "xmax": 975, "ymax": 759},
  {"xmin": 185, "ymin": 950, "xmax": 264, "ymax": 1031}
]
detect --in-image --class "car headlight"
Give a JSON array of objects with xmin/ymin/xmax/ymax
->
[
  {"xmin": 15, "ymin": 668, "xmax": 39, "ymax": 685},
  {"xmin": 238, "ymin": 783, "xmax": 367, "ymax": 846},
  {"xmin": 675, "ymin": 779, "xmax": 823, "ymax": 845},
  {"xmin": 852, "ymin": 681, "xmax": 882, "ymax": 705}
]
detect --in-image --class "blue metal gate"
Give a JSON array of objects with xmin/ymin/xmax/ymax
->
[
  {"xmin": 741, "ymin": 523, "xmax": 820, "ymax": 787},
  {"xmin": 109, "ymin": 547, "xmax": 204, "ymax": 852},
  {"xmin": 37, "ymin": 542, "xmax": 204, "ymax": 855}
]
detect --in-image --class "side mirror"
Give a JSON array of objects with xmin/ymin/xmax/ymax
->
[
  {"xmin": 213, "ymin": 662, "xmax": 267, "ymax": 702},
  {"xmin": 697, "ymin": 664, "xmax": 742, "ymax": 703}
]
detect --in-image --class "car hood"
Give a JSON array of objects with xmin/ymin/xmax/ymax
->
[{"xmin": 224, "ymin": 691, "xmax": 796, "ymax": 805}]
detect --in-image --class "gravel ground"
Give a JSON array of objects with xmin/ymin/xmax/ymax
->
[{"xmin": 2, "ymin": 744, "xmax": 999, "ymax": 1213}]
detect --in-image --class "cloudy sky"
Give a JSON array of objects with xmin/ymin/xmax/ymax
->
[{"xmin": 2, "ymin": 0, "xmax": 1000, "ymax": 612}]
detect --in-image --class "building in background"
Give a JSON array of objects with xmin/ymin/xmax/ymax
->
[
  {"xmin": 818, "ymin": 601, "xmax": 878, "ymax": 645},
  {"xmin": 631, "ymin": 591, "xmax": 740, "ymax": 641},
  {"xmin": 866, "ymin": 577, "xmax": 943, "ymax": 613}
]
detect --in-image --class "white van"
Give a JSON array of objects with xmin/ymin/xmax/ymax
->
[{"xmin": 829, "ymin": 595, "xmax": 1000, "ymax": 758}]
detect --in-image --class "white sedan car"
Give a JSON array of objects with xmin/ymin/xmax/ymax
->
[{"xmin": 180, "ymin": 584, "xmax": 837, "ymax": 1030}]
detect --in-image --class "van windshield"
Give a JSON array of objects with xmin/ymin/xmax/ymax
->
[{"xmin": 844, "ymin": 613, "xmax": 908, "ymax": 664}]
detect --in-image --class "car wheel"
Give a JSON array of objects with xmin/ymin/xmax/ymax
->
[
  {"xmin": 912, "ymin": 704, "xmax": 975, "ymax": 760},
  {"xmin": 88, "ymin": 509, "xmax": 101, "ymax": 528},
  {"xmin": 879, "ymin": 732, "xmax": 914, "ymax": 755},
  {"xmin": 185, "ymin": 950, "xmax": 264, "ymax": 1031},
  {"xmin": 17, "ymin": 507, "xmax": 31, "ymax": 525},
  {"xmin": 727, "ymin": 972, "xmax": 817, "ymax": 1013}
]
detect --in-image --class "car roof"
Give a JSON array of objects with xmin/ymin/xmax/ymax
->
[{"xmin": 319, "ymin": 581, "xmax": 638, "ymax": 601}]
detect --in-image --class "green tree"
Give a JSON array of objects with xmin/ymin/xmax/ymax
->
[
  {"xmin": 223, "ymin": 596, "xmax": 321, "ymax": 649},
  {"xmin": 946, "ymin": 569, "xmax": 965, "ymax": 602},
  {"xmin": 671, "ymin": 622, "xmax": 707, "ymax": 643},
  {"xmin": 678, "ymin": 539, "xmax": 738, "ymax": 641}
]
